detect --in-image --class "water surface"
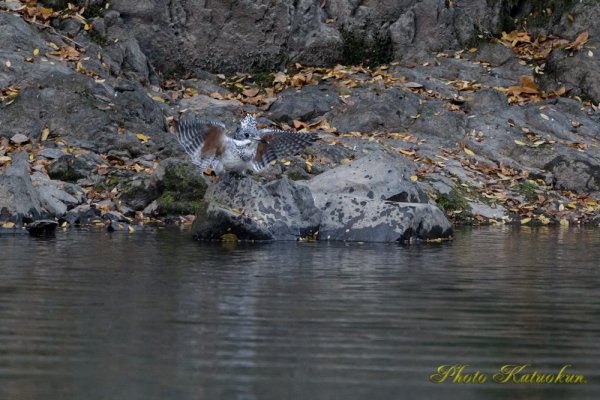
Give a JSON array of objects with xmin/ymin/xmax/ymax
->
[{"xmin": 1, "ymin": 226, "xmax": 599, "ymax": 399}]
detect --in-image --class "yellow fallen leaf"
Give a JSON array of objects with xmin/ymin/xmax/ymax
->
[
  {"xmin": 84, "ymin": 24, "xmax": 92, "ymax": 31},
  {"xmin": 33, "ymin": 48, "xmax": 39, "ymax": 56},
  {"xmin": 464, "ymin": 147, "xmax": 475, "ymax": 157},
  {"xmin": 135, "ymin": 133, "xmax": 149, "ymax": 143},
  {"xmin": 540, "ymin": 113, "xmax": 550, "ymax": 120},
  {"xmin": 2, "ymin": 222, "xmax": 15, "ymax": 229},
  {"xmin": 520, "ymin": 217, "xmax": 531, "ymax": 224},
  {"xmin": 340, "ymin": 158, "xmax": 352, "ymax": 165},
  {"xmin": 128, "ymin": 225, "xmax": 135, "ymax": 233},
  {"xmin": 566, "ymin": 203, "xmax": 577, "ymax": 209},
  {"xmin": 221, "ymin": 233, "xmax": 238, "ymax": 242},
  {"xmin": 559, "ymin": 219, "xmax": 569, "ymax": 227},
  {"xmin": 410, "ymin": 175, "xmax": 418, "ymax": 182},
  {"xmin": 468, "ymin": 47, "xmax": 478, "ymax": 53},
  {"xmin": 0, "ymin": 156, "xmax": 11, "ymax": 163},
  {"xmin": 40, "ymin": 127, "xmax": 50, "ymax": 141},
  {"xmin": 514, "ymin": 140, "xmax": 526, "ymax": 145}
]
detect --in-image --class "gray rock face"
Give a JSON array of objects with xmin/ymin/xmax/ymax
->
[
  {"xmin": 193, "ymin": 175, "xmax": 321, "ymax": 241},
  {"xmin": 268, "ymin": 85, "xmax": 341, "ymax": 123},
  {"xmin": 307, "ymin": 154, "xmax": 452, "ymax": 242},
  {"xmin": 0, "ymin": 152, "xmax": 46, "ymax": 223},
  {"xmin": 105, "ymin": 0, "xmax": 518, "ymax": 73},
  {"xmin": 327, "ymin": 86, "xmax": 421, "ymax": 132},
  {"xmin": 0, "ymin": 12, "xmax": 169, "ymax": 153},
  {"xmin": 307, "ymin": 153, "xmax": 429, "ymax": 203},
  {"xmin": 541, "ymin": 47, "xmax": 600, "ymax": 104}
]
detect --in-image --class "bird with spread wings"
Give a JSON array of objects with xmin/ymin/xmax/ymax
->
[{"xmin": 176, "ymin": 113, "xmax": 317, "ymax": 177}]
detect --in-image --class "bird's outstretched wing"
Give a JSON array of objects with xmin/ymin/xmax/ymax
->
[
  {"xmin": 253, "ymin": 129, "xmax": 318, "ymax": 171},
  {"xmin": 176, "ymin": 116, "xmax": 227, "ymax": 170}
]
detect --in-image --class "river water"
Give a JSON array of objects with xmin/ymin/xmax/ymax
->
[{"xmin": 0, "ymin": 226, "xmax": 599, "ymax": 400}]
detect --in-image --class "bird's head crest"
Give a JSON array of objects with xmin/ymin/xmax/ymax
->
[{"xmin": 235, "ymin": 114, "xmax": 259, "ymax": 140}]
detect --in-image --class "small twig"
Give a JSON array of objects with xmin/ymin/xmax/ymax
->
[
  {"xmin": 27, "ymin": 18, "xmax": 86, "ymax": 49},
  {"xmin": 0, "ymin": 8, "xmax": 88, "ymax": 50}
]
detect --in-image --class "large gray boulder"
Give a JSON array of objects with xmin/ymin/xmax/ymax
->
[
  {"xmin": 0, "ymin": 152, "xmax": 46, "ymax": 223},
  {"xmin": 307, "ymin": 154, "xmax": 452, "ymax": 242},
  {"xmin": 193, "ymin": 175, "xmax": 321, "ymax": 241}
]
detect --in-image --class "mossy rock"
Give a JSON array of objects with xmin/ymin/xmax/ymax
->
[{"xmin": 155, "ymin": 160, "xmax": 208, "ymax": 215}]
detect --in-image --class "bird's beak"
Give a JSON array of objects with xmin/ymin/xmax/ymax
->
[{"xmin": 251, "ymin": 137, "xmax": 267, "ymax": 143}]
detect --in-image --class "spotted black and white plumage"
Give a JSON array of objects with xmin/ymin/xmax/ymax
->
[{"xmin": 176, "ymin": 113, "xmax": 317, "ymax": 175}]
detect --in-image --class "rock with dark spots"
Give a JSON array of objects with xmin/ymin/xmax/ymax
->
[
  {"xmin": 47, "ymin": 155, "xmax": 93, "ymax": 182},
  {"xmin": 0, "ymin": 152, "xmax": 46, "ymax": 224},
  {"xmin": 307, "ymin": 153, "xmax": 430, "ymax": 204},
  {"xmin": 473, "ymin": 42, "xmax": 516, "ymax": 66},
  {"xmin": 306, "ymin": 153, "xmax": 451, "ymax": 242},
  {"xmin": 316, "ymin": 196, "xmax": 453, "ymax": 242},
  {"xmin": 544, "ymin": 156, "xmax": 600, "ymax": 194},
  {"xmin": 193, "ymin": 175, "xmax": 321, "ymax": 241},
  {"xmin": 268, "ymin": 85, "xmax": 341, "ymax": 123},
  {"xmin": 119, "ymin": 179, "xmax": 153, "ymax": 211},
  {"xmin": 26, "ymin": 219, "xmax": 58, "ymax": 236},
  {"xmin": 326, "ymin": 86, "xmax": 421, "ymax": 133},
  {"xmin": 541, "ymin": 46, "xmax": 600, "ymax": 104}
]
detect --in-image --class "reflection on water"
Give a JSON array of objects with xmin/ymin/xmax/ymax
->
[{"xmin": 1, "ymin": 226, "xmax": 599, "ymax": 399}]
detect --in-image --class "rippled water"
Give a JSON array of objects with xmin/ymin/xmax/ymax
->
[{"xmin": 1, "ymin": 226, "xmax": 599, "ymax": 400}]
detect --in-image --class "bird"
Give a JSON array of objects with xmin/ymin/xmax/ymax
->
[{"xmin": 176, "ymin": 113, "xmax": 317, "ymax": 176}]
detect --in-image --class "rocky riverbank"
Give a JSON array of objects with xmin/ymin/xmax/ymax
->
[{"xmin": 1, "ymin": 0, "xmax": 599, "ymax": 240}]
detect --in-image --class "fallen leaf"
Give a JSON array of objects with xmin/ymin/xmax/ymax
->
[
  {"xmin": 135, "ymin": 133, "xmax": 149, "ymax": 143},
  {"xmin": 340, "ymin": 158, "xmax": 352, "ymax": 165},
  {"xmin": 572, "ymin": 31, "xmax": 589, "ymax": 49},
  {"xmin": 410, "ymin": 175, "xmax": 418, "ymax": 182},
  {"xmin": 514, "ymin": 140, "xmax": 526, "ymax": 146},
  {"xmin": 464, "ymin": 147, "xmax": 475, "ymax": 157},
  {"xmin": 520, "ymin": 217, "xmax": 532, "ymax": 224},
  {"xmin": 40, "ymin": 127, "xmax": 50, "ymax": 141},
  {"xmin": 221, "ymin": 233, "xmax": 238, "ymax": 242},
  {"xmin": 242, "ymin": 87, "xmax": 260, "ymax": 97}
]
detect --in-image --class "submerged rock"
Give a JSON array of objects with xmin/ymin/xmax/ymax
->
[
  {"xmin": 193, "ymin": 174, "xmax": 321, "ymax": 241},
  {"xmin": 26, "ymin": 219, "xmax": 58, "ymax": 236}
]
